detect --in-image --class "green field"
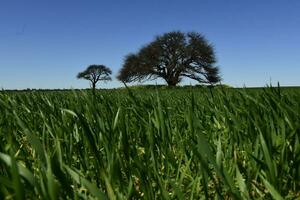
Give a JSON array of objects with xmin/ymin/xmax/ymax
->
[{"xmin": 0, "ymin": 87, "xmax": 300, "ymax": 199}]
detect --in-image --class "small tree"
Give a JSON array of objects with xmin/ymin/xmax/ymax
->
[
  {"xmin": 117, "ymin": 31, "xmax": 221, "ymax": 86},
  {"xmin": 77, "ymin": 65, "xmax": 112, "ymax": 94}
]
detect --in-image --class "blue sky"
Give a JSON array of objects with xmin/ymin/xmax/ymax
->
[{"xmin": 0, "ymin": 0, "xmax": 299, "ymax": 89}]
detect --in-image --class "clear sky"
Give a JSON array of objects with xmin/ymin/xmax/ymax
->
[{"xmin": 0, "ymin": 0, "xmax": 299, "ymax": 89}]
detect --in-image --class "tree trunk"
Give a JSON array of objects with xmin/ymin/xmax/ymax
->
[
  {"xmin": 167, "ymin": 82, "xmax": 177, "ymax": 86},
  {"xmin": 166, "ymin": 79, "xmax": 178, "ymax": 86},
  {"xmin": 92, "ymin": 82, "xmax": 96, "ymax": 95}
]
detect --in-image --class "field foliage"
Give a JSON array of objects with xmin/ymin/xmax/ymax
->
[{"xmin": 0, "ymin": 87, "xmax": 300, "ymax": 199}]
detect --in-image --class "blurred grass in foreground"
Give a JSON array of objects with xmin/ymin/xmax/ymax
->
[{"xmin": 0, "ymin": 86, "xmax": 299, "ymax": 199}]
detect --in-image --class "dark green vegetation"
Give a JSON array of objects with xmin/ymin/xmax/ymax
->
[{"xmin": 0, "ymin": 87, "xmax": 300, "ymax": 199}]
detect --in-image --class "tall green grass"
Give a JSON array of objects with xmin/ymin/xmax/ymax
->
[{"xmin": 0, "ymin": 87, "xmax": 299, "ymax": 199}]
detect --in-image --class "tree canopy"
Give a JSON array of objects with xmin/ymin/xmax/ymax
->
[
  {"xmin": 117, "ymin": 31, "xmax": 221, "ymax": 86},
  {"xmin": 77, "ymin": 65, "xmax": 112, "ymax": 91}
]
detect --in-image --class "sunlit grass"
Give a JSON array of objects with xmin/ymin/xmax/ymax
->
[{"xmin": 0, "ymin": 87, "xmax": 299, "ymax": 199}]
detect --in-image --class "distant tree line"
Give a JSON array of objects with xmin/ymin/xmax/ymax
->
[{"xmin": 77, "ymin": 31, "xmax": 221, "ymax": 91}]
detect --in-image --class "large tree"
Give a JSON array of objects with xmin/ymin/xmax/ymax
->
[
  {"xmin": 118, "ymin": 31, "xmax": 221, "ymax": 86},
  {"xmin": 77, "ymin": 65, "xmax": 112, "ymax": 93}
]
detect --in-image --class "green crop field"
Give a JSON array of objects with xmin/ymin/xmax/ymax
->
[{"xmin": 0, "ymin": 87, "xmax": 300, "ymax": 199}]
